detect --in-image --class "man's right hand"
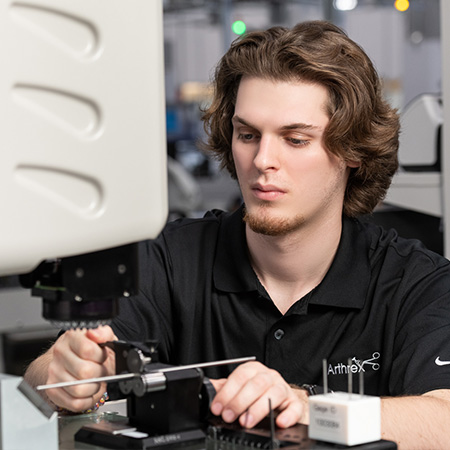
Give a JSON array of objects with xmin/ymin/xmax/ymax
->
[{"xmin": 44, "ymin": 325, "xmax": 116, "ymax": 412}]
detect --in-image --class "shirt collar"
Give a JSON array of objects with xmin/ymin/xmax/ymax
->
[
  {"xmin": 307, "ymin": 217, "xmax": 370, "ymax": 309},
  {"xmin": 213, "ymin": 207, "xmax": 370, "ymax": 310}
]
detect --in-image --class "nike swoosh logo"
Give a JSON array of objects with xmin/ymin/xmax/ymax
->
[{"xmin": 435, "ymin": 357, "xmax": 450, "ymax": 366}]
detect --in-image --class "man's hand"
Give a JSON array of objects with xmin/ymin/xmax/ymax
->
[
  {"xmin": 45, "ymin": 325, "xmax": 116, "ymax": 412},
  {"xmin": 209, "ymin": 361, "xmax": 308, "ymax": 429}
]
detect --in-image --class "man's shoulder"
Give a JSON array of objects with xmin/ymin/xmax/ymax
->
[
  {"xmin": 154, "ymin": 208, "xmax": 243, "ymax": 258},
  {"xmin": 355, "ymin": 217, "xmax": 449, "ymax": 273},
  {"xmin": 162, "ymin": 209, "xmax": 233, "ymax": 239}
]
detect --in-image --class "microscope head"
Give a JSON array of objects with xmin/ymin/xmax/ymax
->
[
  {"xmin": 20, "ymin": 243, "xmax": 139, "ymax": 330},
  {"xmin": 2, "ymin": 0, "xmax": 167, "ymax": 329}
]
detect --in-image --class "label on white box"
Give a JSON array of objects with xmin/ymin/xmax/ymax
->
[{"xmin": 309, "ymin": 392, "xmax": 381, "ymax": 446}]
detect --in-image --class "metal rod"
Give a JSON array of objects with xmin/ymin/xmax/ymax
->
[
  {"xmin": 36, "ymin": 355, "xmax": 256, "ymax": 391},
  {"xmin": 348, "ymin": 358, "xmax": 353, "ymax": 398},
  {"xmin": 155, "ymin": 356, "xmax": 256, "ymax": 373},
  {"xmin": 323, "ymin": 358, "xmax": 328, "ymax": 394},
  {"xmin": 269, "ymin": 398, "xmax": 280, "ymax": 449},
  {"xmin": 359, "ymin": 368, "xmax": 364, "ymax": 396},
  {"xmin": 36, "ymin": 372, "xmax": 137, "ymax": 391}
]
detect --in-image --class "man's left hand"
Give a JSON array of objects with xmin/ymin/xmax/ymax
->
[{"xmin": 209, "ymin": 361, "xmax": 308, "ymax": 428}]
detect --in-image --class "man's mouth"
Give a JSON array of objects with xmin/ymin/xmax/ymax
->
[{"xmin": 251, "ymin": 183, "xmax": 286, "ymax": 201}]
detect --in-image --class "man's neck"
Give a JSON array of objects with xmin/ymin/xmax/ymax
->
[{"xmin": 246, "ymin": 214, "xmax": 343, "ymax": 314}]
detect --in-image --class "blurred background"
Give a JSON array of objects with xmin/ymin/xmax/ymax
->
[
  {"xmin": 0, "ymin": 0, "xmax": 444, "ymax": 375},
  {"xmin": 162, "ymin": 0, "xmax": 443, "ymax": 253}
]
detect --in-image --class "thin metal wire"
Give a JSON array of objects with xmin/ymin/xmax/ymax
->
[
  {"xmin": 36, "ymin": 355, "xmax": 256, "ymax": 391},
  {"xmin": 323, "ymin": 358, "xmax": 328, "ymax": 394}
]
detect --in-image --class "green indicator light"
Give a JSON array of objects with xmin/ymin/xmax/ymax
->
[{"xmin": 232, "ymin": 20, "xmax": 246, "ymax": 35}]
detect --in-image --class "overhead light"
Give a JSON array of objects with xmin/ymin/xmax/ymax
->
[
  {"xmin": 394, "ymin": 0, "xmax": 410, "ymax": 12},
  {"xmin": 333, "ymin": 0, "xmax": 358, "ymax": 11},
  {"xmin": 231, "ymin": 20, "xmax": 246, "ymax": 36}
]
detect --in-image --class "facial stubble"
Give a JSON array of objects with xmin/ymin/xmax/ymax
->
[{"xmin": 243, "ymin": 204, "xmax": 305, "ymax": 236}]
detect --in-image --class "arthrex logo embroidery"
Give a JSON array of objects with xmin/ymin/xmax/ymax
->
[{"xmin": 328, "ymin": 352, "xmax": 381, "ymax": 375}]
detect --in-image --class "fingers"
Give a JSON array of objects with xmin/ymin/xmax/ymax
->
[
  {"xmin": 45, "ymin": 326, "xmax": 116, "ymax": 412},
  {"xmin": 210, "ymin": 362, "xmax": 305, "ymax": 429},
  {"xmin": 47, "ymin": 381, "xmax": 108, "ymax": 413},
  {"xmin": 86, "ymin": 325, "xmax": 117, "ymax": 344},
  {"xmin": 51, "ymin": 329, "xmax": 109, "ymax": 378},
  {"xmin": 209, "ymin": 378, "xmax": 227, "ymax": 392}
]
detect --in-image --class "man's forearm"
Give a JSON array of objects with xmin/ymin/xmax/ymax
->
[
  {"xmin": 381, "ymin": 390, "xmax": 450, "ymax": 449},
  {"xmin": 24, "ymin": 348, "xmax": 52, "ymax": 389}
]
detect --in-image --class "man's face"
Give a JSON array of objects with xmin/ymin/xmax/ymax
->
[{"xmin": 231, "ymin": 77, "xmax": 352, "ymax": 236}]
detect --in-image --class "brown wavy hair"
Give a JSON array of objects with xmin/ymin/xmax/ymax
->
[{"xmin": 201, "ymin": 20, "xmax": 399, "ymax": 217}]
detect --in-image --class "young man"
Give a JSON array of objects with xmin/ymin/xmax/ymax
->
[{"xmin": 25, "ymin": 21, "xmax": 450, "ymax": 448}]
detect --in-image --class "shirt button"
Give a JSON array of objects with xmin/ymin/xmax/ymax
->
[{"xmin": 274, "ymin": 329, "xmax": 285, "ymax": 340}]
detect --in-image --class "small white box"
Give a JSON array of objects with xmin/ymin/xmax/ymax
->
[{"xmin": 309, "ymin": 392, "xmax": 381, "ymax": 446}]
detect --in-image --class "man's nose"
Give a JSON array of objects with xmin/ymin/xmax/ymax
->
[{"xmin": 253, "ymin": 136, "xmax": 281, "ymax": 172}]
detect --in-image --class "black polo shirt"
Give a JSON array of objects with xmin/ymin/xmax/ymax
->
[{"xmin": 112, "ymin": 206, "xmax": 450, "ymax": 396}]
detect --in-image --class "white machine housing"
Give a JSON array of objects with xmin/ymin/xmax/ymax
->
[
  {"xmin": 398, "ymin": 93, "xmax": 442, "ymax": 170},
  {"xmin": 0, "ymin": 0, "xmax": 168, "ymax": 276}
]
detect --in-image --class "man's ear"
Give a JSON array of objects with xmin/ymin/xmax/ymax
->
[{"xmin": 347, "ymin": 159, "xmax": 361, "ymax": 169}]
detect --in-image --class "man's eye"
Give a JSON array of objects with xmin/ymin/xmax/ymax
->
[
  {"xmin": 238, "ymin": 133, "xmax": 255, "ymax": 141},
  {"xmin": 288, "ymin": 137, "xmax": 309, "ymax": 146}
]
